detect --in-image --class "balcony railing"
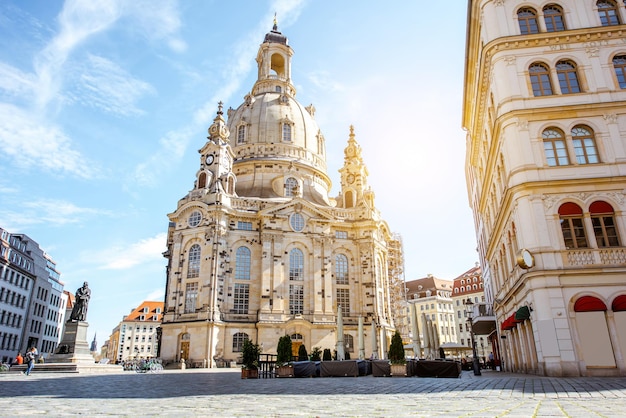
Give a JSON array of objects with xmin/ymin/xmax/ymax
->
[{"xmin": 565, "ymin": 247, "xmax": 626, "ymax": 266}]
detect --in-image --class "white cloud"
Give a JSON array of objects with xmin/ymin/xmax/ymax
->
[
  {"xmin": 0, "ymin": 62, "xmax": 37, "ymax": 98},
  {"xmin": 0, "ymin": 103, "xmax": 95, "ymax": 178},
  {"xmin": 94, "ymin": 233, "xmax": 167, "ymax": 270},
  {"xmin": 0, "ymin": 197, "xmax": 111, "ymax": 230},
  {"xmin": 143, "ymin": 288, "xmax": 165, "ymax": 302},
  {"xmin": 122, "ymin": 0, "xmax": 187, "ymax": 53},
  {"xmin": 34, "ymin": 0, "xmax": 122, "ymax": 110},
  {"xmin": 68, "ymin": 54, "xmax": 155, "ymax": 116}
]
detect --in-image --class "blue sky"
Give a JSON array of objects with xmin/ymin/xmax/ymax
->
[{"xmin": 0, "ymin": 0, "xmax": 476, "ymax": 348}]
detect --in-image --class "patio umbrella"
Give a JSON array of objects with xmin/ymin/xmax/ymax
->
[
  {"xmin": 358, "ymin": 316, "xmax": 365, "ymax": 360},
  {"xmin": 410, "ymin": 303, "xmax": 422, "ymax": 359},
  {"xmin": 370, "ymin": 319, "xmax": 378, "ymax": 359},
  {"xmin": 336, "ymin": 305, "xmax": 345, "ymax": 360},
  {"xmin": 421, "ymin": 313, "xmax": 431, "ymax": 359},
  {"xmin": 426, "ymin": 318, "xmax": 436, "ymax": 359},
  {"xmin": 431, "ymin": 321, "xmax": 440, "ymax": 358}
]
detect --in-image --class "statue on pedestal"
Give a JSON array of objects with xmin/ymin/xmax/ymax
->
[{"xmin": 69, "ymin": 281, "xmax": 91, "ymax": 322}]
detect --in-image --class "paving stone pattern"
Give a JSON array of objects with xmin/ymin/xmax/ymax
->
[{"xmin": 1, "ymin": 368, "xmax": 626, "ymax": 417}]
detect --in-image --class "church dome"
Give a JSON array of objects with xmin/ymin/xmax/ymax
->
[{"xmin": 226, "ymin": 25, "xmax": 331, "ymax": 205}]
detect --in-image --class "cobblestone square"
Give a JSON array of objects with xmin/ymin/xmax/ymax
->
[{"xmin": 2, "ymin": 369, "xmax": 626, "ymax": 417}]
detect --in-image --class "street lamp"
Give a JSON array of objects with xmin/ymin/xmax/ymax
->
[{"xmin": 463, "ymin": 298, "xmax": 482, "ymax": 376}]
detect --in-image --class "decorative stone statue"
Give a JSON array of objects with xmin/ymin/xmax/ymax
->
[{"xmin": 69, "ymin": 281, "xmax": 91, "ymax": 322}]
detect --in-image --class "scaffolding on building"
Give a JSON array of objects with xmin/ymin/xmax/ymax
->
[{"xmin": 387, "ymin": 233, "xmax": 408, "ymax": 340}]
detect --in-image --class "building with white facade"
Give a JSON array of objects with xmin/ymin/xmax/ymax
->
[
  {"xmin": 112, "ymin": 301, "xmax": 163, "ymax": 362},
  {"xmin": 463, "ymin": 0, "xmax": 626, "ymax": 376}
]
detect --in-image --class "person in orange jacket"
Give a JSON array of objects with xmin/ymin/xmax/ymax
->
[{"xmin": 14, "ymin": 352, "xmax": 23, "ymax": 365}]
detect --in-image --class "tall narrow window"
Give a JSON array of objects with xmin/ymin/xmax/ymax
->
[
  {"xmin": 556, "ymin": 60, "xmax": 580, "ymax": 94},
  {"xmin": 530, "ymin": 63, "xmax": 553, "ymax": 96},
  {"xmin": 233, "ymin": 283, "xmax": 250, "ymax": 314},
  {"xmin": 590, "ymin": 201, "xmax": 620, "ymax": 247},
  {"xmin": 543, "ymin": 4, "xmax": 566, "ymax": 32},
  {"xmin": 289, "ymin": 284, "xmax": 304, "ymax": 315},
  {"xmin": 517, "ymin": 7, "xmax": 539, "ymax": 34},
  {"xmin": 282, "ymin": 123, "xmax": 292, "ymax": 142},
  {"xmin": 232, "ymin": 332, "xmax": 248, "ymax": 352},
  {"xmin": 184, "ymin": 282, "xmax": 198, "ymax": 313},
  {"xmin": 335, "ymin": 254, "xmax": 349, "ymax": 285},
  {"xmin": 337, "ymin": 288, "xmax": 350, "ymax": 316},
  {"xmin": 235, "ymin": 247, "xmax": 251, "ymax": 280},
  {"xmin": 597, "ymin": 0, "xmax": 621, "ymax": 26},
  {"xmin": 571, "ymin": 125, "xmax": 599, "ymax": 164},
  {"xmin": 289, "ymin": 248, "xmax": 304, "ymax": 281},
  {"xmin": 187, "ymin": 244, "xmax": 201, "ymax": 278},
  {"xmin": 613, "ymin": 55, "xmax": 626, "ymax": 89},
  {"xmin": 285, "ymin": 177, "xmax": 298, "ymax": 197},
  {"xmin": 559, "ymin": 203, "xmax": 588, "ymax": 249},
  {"xmin": 543, "ymin": 128, "xmax": 570, "ymax": 166},
  {"xmin": 344, "ymin": 334, "xmax": 354, "ymax": 353},
  {"xmin": 237, "ymin": 125, "xmax": 246, "ymax": 144}
]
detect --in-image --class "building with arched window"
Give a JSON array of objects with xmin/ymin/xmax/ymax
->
[
  {"xmin": 159, "ymin": 23, "xmax": 400, "ymax": 366},
  {"xmin": 464, "ymin": 0, "xmax": 626, "ymax": 376}
]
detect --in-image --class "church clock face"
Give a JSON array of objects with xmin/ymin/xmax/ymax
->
[
  {"xmin": 347, "ymin": 174, "xmax": 355, "ymax": 184},
  {"xmin": 205, "ymin": 155, "xmax": 214, "ymax": 165}
]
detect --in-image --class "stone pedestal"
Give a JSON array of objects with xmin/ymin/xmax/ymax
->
[{"xmin": 49, "ymin": 321, "xmax": 94, "ymax": 364}]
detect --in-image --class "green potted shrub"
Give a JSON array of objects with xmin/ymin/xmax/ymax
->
[
  {"xmin": 388, "ymin": 330, "xmax": 407, "ymax": 377},
  {"xmin": 297, "ymin": 344, "xmax": 308, "ymax": 361},
  {"xmin": 310, "ymin": 346, "xmax": 322, "ymax": 361},
  {"xmin": 241, "ymin": 339, "xmax": 261, "ymax": 379},
  {"xmin": 276, "ymin": 335, "xmax": 293, "ymax": 377}
]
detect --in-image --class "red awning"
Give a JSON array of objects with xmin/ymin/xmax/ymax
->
[
  {"xmin": 612, "ymin": 295, "xmax": 626, "ymax": 312},
  {"xmin": 574, "ymin": 296, "xmax": 607, "ymax": 312}
]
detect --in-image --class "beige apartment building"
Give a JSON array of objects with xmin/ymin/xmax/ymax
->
[
  {"xmin": 159, "ymin": 23, "xmax": 400, "ymax": 366},
  {"xmin": 109, "ymin": 301, "xmax": 163, "ymax": 363},
  {"xmin": 464, "ymin": 0, "xmax": 626, "ymax": 376}
]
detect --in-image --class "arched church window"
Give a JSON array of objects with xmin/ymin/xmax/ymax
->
[
  {"xmin": 285, "ymin": 177, "xmax": 298, "ymax": 197},
  {"xmin": 237, "ymin": 125, "xmax": 246, "ymax": 144},
  {"xmin": 235, "ymin": 247, "xmax": 251, "ymax": 280},
  {"xmin": 282, "ymin": 123, "xmax": 292, "ymax": 142},
  {"xmin": 335, "ymin": 254, "xmax": 349, "ymax": 285},
  {"xmin": 187, "ymin": 244, "xmax": 201, "ymax": 278},
  {"xmin": 232, "ymin": 332, "xmax": 249, "ymax": 352},
  {"xmin": 289, "ymin": 248, "xmax": 304, "ymax": 281},
  {"xmin": 198, "ymin": 172, "xmax": 207, "ymax": 189}
]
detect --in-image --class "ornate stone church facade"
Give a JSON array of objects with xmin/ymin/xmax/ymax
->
[{"xmin": 159, "ymin": 24, "xmax": 399, "ymax": 366}]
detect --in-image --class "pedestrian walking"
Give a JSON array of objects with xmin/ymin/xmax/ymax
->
[{"xmin": 23, "ymin": 347, "xmax": 37, "ymax": 376}]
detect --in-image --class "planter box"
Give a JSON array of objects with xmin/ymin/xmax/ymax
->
[
  {"xmin": 276, "ymin": 365, "xmax": 294, "ymax": 377},
  {"xmin": 241, "ymin": 368, "xmax": 259, "ymax": 379},
  {"xmin": 390, "ymin": 363, "xmax": 407, "ymax": 377}
]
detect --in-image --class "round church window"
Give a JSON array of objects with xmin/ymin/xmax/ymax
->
[
  {"xmin": 188, "ymin": 211, "xmax": 202, "ymax": 227},
  {"xmin": 290, "ymin": 213, "xmax": 305, "ymax": 232}
]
